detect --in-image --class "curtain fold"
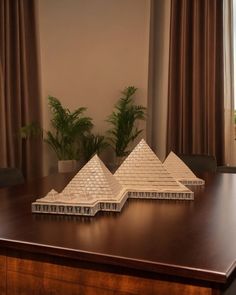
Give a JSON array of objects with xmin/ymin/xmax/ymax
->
[
  {"xmin": 0, "ymin": 0, "xmax": 42, "ymax": 180},
  {"xmin": 167, "ymin": 0, "xmax": 225, "ymax": 165},
  {"xmin": 147, "ymin": 0, "xmax": 171, "ymax": 161},
  {"xmin": 223, "ymin": 0, "xmax": 236, "ymax": 166}
]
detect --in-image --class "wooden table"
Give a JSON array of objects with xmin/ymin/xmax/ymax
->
[{"xmin": 0, "ymin": 172, "xmax": 236, "ymax": 295}]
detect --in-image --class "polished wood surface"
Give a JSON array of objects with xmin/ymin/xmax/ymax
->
[{"xmin": 0, "ymin": 172, "xmax": 236, "ymax": 287}]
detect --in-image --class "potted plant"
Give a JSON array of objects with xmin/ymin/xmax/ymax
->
[
  {"xmin": 81, "ymin": 133, "xmax": 108, "ymax": 162},
  {"xmin": 107, "ymin": 86, "xmax": 146, "ymax": 167},
  {"xmin": 45, "ymin": 96, "xmax": 93, "ymax": 172}
]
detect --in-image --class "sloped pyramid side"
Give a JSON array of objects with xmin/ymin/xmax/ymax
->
[
  {"xmin": 62, "ymin": 154, "xmax": 123, "ymax": 200},
  {"xmin": 32, "ymin": 155, "xmax": 128, "ymax": 216},
  {"xmin": 163, "ymin": 152, "xmax": 205, "ymax": 186},
  {"xmin": 114, "ymin": 139, "xmax": 193, "ymax": 200}
]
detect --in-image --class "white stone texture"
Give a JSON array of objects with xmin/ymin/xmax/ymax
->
[
  {"xmin": 163, "ymin": 152, "xmax": 205, "ymax": 186},
  {"xmin": 32, "ymin": 155, "xmax": 128, "ymax": 216},
  {"xmin": 114, "ymin": 139, "xmax": 193, "ymax": 198},
  {"xmin": 32, "ymin": 140, "xmax": 195, "ymax": 216},
  {"xmin": 61, "ymin": 154, "xmax": 124, "ymax": 203}
]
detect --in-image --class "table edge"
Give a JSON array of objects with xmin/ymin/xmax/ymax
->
[{"xmin": 0, "ymin": 238, "xmax": 229, "ymax": 284}]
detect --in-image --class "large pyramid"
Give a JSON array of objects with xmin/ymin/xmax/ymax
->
[
  {"xmin": 163, "ymin": 152, "xmax": 205, "ymax": 186},
  {"xmin": 114, "ymin": 140, "xmax": 193, "ymax": 200},
  {"xmin": 32, "ymin": 155, "xmax": 128, "ymax": 216}
]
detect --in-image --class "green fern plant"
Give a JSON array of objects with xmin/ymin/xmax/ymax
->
[
  {"xmin": 81, "ymin": 133, "xmax": 108, "ymax": 162},
  {"xmin": 45, "ymin": 96, "xmax": 93, "ymax": 160},
  {"xmin": 107, "ymin": 86, "xmax": 146, "ymax": 157}
]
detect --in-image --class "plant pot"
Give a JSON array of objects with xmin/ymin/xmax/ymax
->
[{"xmin": 58, "ymin": 160, "xmax": 77, "ymax": 173}]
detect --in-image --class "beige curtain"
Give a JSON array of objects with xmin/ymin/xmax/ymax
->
[
  {"xmin": 224, "ymin": 0, "xmax": 235, "ymax": 166},
  {"xmin": 167, "ymin": 0, "xmax": 225, "ymax": 165},
  {"xmin": 0, "ymin": 0, "xmax": 42, "ymax": 180}
]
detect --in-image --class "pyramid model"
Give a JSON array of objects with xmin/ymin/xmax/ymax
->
[
  {"xmin": 62, "ymin": 154, "xmax": 123, "ymax": 201},
  {"xmin": 114, "ymin": 139, "xmax": 193, "ymax": 200},
  {"xmin": 163, "ymin": 152, "xmax": 205, "ymax": 186},
  {"xmin": 32, "ymin": 155, "xmax": 128, "ymax": 216},
  {"xmin": 32, "ymin": 140, "xmax": 195, "ymax": 217}
]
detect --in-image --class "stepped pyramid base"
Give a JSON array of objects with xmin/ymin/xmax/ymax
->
[
  {"xmin": 32, "ymin": 190, "xmax": 128, "ymax": 216},
  {"xmin": 178, "ymin": 178, "xmax": 205, "ymax": 186},
  {"xmin": 127, "ymin": 190, "xmax": 193, "ymax": 200}
]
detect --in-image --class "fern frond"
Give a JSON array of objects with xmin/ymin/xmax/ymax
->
[
  {"xmin": 107, "ymin": 86, "xmax": 146, "ymax": 157},
  {"xmin": 45, "ymin": 96, "xmax": 93, "ymax": 160}
]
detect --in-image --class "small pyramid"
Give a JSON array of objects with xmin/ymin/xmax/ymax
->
[
  {"xmin": 163, "ymin": 152, "xmax": 205, "ymax": 186},
  {"xmin": 114, "ymin": 139, "xmax": 193, "ymax": 200},
  {"xmin": 32, "ymin": 155, "xmax": 128, "ymax": 216}
]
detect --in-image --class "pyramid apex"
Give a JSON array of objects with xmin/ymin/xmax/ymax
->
[
  {"xmin": 137, "ymin": 138, "xmax": 148, "ymax": 146},
  {"xmin": 165, "ymin": 151, "xmax": 175, "ymax": 159},
  {"xmin": 131, "ymin": 139, "xmax": 155, "ymax": 155},
  {"xmin": 89, "ymin": 153, "xmax": 100, "ymax": 161}
]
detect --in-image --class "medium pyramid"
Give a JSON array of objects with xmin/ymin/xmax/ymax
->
[
  {"xmin": 32, "ymin": 155, "xmax": 128, "ymax": 216},
  {"xmin": 114, "ymin": 139, "xmax": 193, "ymax": 200},
  {"xmin": 163, "ymin": 152, "xmax": 205, "ymax": 186},
  {"xmin": 62, "ymin": 154, "xmax": 123, "ymax": 200}
]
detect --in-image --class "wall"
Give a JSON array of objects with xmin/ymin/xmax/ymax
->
[{"xmin": 37, "ymin": 0, "xmax": 151, "ymax": 175}]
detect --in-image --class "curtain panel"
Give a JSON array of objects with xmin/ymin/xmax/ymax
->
[
  {"xmin": 167, "ymin": 0, "xmax": 225, "ymax": 165},
  {"xmin": 0, "ymin": 0, "xmax": 42, "ymax": 179},
  {"xmin": 147, "ymin": 0, "xmax": 171, "ymax": 161},
  {"xmin": 223, "ymin": 0, "xmax": 236, "ymax": 166}
]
